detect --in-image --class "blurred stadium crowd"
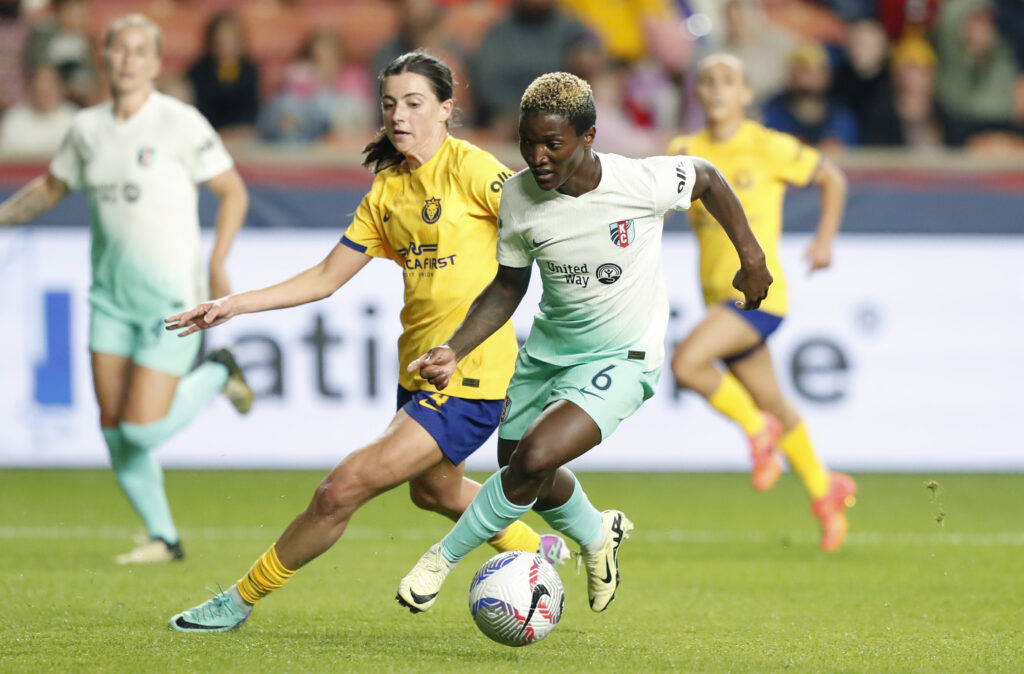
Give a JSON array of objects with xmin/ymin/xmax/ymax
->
[{"xmin": 1, "ymin": 0, "xmax": 1023, "ymax": 158}]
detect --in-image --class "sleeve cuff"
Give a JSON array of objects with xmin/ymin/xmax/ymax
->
[{"xmin": 340, "ymin": 235, "xmax": 368, "ymax": 253}]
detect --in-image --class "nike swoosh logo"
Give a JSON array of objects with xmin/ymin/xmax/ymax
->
[
  {"xmin": 173, "ymin": 616, "xmax": 234, "ymax": 631},
  {"xmin": 600, "ymin": 559, "xmax": 613, "ymax": 584},
  {"xmin": 408, "ymin": 589, "xmax": 438, "ymax": 605},
  {"xmin": 522, "ymin": 583, "xmax": 551, "ymax": 631},
  {"xmin": 531, "ymin": 237, "xmax": 553, "ymax": 248}
]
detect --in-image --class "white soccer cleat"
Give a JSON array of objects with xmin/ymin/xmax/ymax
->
[
  {"xmin": 396, "ymin": 543, "xmax": 453, "ymax": 613},
  {"xmin": 115, "ymin": 538, "xmax": 184, "ymax": 565},
  {"xmin": 580, "ymin": 510, "xmax": 634, "ymax": 612}
]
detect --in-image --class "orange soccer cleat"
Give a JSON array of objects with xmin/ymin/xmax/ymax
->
[
  {"xmin": 810, "ymin": 473, "xmax": 858, "ymax": 552},
  {"xmin": 748, "ymin": 413, "xmax": 783, "ymax": 491}
]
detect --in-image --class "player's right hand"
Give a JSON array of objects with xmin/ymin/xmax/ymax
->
[
  {"xmin": 732, "ymin": 262, "xmax": 773, "ymax": 311},
  {"xmin": 407, "ymin": 345, "xmax": 457, "ymax": 390},
  {"xmin": 165, "ymin": 298, "xmax": 234, "ymax": 337}
]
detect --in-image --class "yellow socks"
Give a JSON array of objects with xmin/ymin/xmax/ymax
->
[
  {"xmin": 708, "ymin": 373, "xmax": 765, "ymax": 436},
  {"xmin": 779, "ymin": 423, "xmax": 829, "ymax": 499},
  {"xmin": 707, "ymin": 371, "xmax": 829, "ymax": 500},
  {"xmin": 233, "ymin": 524, "xmax": 545, "ymax": 606},
  {"xmin": 488, "ymin": 519, "xmax": 541, "ymax": 555},
  {"xmin": 236, "ymin": 544, "xmax": 296, "ymax": 605}
]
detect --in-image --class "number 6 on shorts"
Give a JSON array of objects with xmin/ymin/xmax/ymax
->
[{"xmin": 591, "ymin": 365, "xmax": 616, "ymax": 391}]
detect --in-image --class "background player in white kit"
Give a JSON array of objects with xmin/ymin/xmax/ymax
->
[
  {"xmin": 396, "ymin": 72, "xmax": 773, "ymax": 614},
  {"xmin": 0, "ymin": 15, "xmax": 252, "ymax": 564}
]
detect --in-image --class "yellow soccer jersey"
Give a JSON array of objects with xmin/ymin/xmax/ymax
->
[
  {"xmin": 342, "ymin": 136, "xmax": 518, "ymax": 399},
  {"xmin": 668, "ymin": 120, "xmax": 820, "ymax": 316}
]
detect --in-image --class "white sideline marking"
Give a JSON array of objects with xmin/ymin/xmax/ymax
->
[{"xmin": 1, "ymin": 526, "xmax": 1023, "ymax": 547}]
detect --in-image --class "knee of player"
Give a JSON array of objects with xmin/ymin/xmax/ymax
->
[
  {"xmin": 312, "ymin": 472, "xmax": 369, "ymax": 517},
  {"xmin": 408, "ymin": 480, "xmax": 452, "ymax": 513},
  {"xmin": 507, "ymin": 441, "xmax": 560, "ymax": 485}
]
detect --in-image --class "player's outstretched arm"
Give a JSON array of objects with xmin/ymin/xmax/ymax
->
[
  {"xmin": 408, "ymin": 264, "xmax": 531, "ymax": 390},
  {"xmin": 204, "ymin": 168, "xmax": 249, "ymax": 298},
  {"xmin": 806, "ymin": 157, "xmax": 847, "ymax": 272},
  {"xmin": 0, "ymin": 173, "xmax": 70, "ymax": 227},
  {"xmin": 165, "ymin": 241, "xmax": 371, "ymax": 336},
  {"xmin": 690, "ymin": 157, "xmax": 772, "ymax": 309}
]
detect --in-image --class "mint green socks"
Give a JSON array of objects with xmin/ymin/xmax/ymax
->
[
  {"xmin": 437, "ymin": 468, "xmax": 606, "ymax": 563},
  {"xmin": 103, "ymin": 426, "xmax": 178, "ymax": 544},
  {"xmin": 104, "ymin": 361, "xmax": 228, "ymax": 544},
  {"xmin": 535, "ymin": 470, "xmax": 604, "ymax": 548},
  {"xmin": 440, "ymin": 469, "xmax": 533, "ymax": 563}
]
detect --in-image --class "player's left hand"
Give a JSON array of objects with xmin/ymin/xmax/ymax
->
[
  {"xmin": 732, "ymin": 262, "xmax": 773, "ymax": 311},
  {"xmin": 805, "ymin": 238, "xmax": 832, "ymax": 272},
  {"xmin": 209, "ymin": 262, "xmax": 231, "ymax": 300}
]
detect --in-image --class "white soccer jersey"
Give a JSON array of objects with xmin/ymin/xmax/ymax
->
[
  {"xmin": 49, "ymin": 91, "xmax": 234, "ymax": 314},
  {"xmin": 497, "ymin": 152, "xmax": 697, "ymax": 369}
]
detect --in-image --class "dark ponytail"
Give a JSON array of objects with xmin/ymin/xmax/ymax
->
[{"xmin": 362, "ymin": 50, "xmax": 455, "ymax": 174}]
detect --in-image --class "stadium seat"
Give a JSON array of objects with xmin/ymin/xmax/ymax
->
[
  {"xmin": 333, "ymin": 1, "xmax": 400, "ymax": 65},
  {"xmin": 440, "ymin": 1, "xmax": 503, "ymax": 51},
  {"xmin": 240, "ymin": 2, "xmax": 309, "ymax": 65},
  {"xmin": 761, "ymin": 0, "xmax": 848, "ymax": 44}
]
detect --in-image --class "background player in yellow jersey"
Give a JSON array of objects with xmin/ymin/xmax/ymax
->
[
  {"xmin": 164, "ymin": 52, "xmax": 566, "ymax": 632},
  {"xmin": 667, "ymin": 54, "xmax": 856, "ymax": 552}
]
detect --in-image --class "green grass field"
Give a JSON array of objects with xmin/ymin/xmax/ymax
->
[{"xmin": 1, "ymin": 470, "xmax": 1021, "ymax": 673}]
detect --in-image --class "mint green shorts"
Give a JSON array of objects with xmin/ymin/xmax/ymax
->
[
  {"xmin": 88, "ymin": 289, "xmax": 200, "ymax": 376},
  {"xmin": 497, "ymin": 350, "xmax": 662, "ymax": 441}
]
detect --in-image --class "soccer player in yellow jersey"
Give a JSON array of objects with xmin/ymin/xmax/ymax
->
[
  {"xmin": 667, "ymin": 54, "xmax": 857, "ymax": 552},
  {"xmin": 164, "ymin": 52, "xmax": 566, "ymax": 632}
]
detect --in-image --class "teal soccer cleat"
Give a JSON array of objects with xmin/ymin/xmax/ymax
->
[{"xmin": 169, "ymin": 586, "xmax": 252, "ymax": 632}]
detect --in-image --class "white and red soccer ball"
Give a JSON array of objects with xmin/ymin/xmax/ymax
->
[{"xmin": 468, "ymin": 550, "xmax": 564, "ymax": 647}]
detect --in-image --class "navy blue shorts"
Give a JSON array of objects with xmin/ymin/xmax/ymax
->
[
  {"xmin": 396, "ymin": 386, "xmax": 504, "ymax": 465},
  {"xmin": 722, "ymin": 301, "xmax": 785, "ymax": 365}
]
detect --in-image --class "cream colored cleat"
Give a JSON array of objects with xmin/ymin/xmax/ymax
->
[
  {"xmin": 580, "ymin": 510, "xmax": 634, "ymax": 612},
  {"xmin": 208, "ymin": 348, "xmax": 254, "ymax": 414},
  {"xmin": 115, "ymin": 538, "xmax": 184, "ymax": 565},
  {"xmin": 396, "ymin": 543, "xmax": 453, "ymax": 613}
]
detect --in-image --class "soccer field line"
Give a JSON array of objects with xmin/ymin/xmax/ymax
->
[{"xmin": 2, "ymin": 525, "xmax": 1024, "ymax": 547}]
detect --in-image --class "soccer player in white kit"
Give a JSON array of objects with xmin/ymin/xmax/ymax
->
[
  {"xmin": 396, "ymin": 72, "xmax": 773, "ymax": 614},
  {"xmin": 0, "ymin": 15, "xmax": 253, "ymax": 564}
]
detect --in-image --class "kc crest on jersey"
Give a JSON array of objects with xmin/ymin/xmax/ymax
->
[
  {"xmin": 421, "ymin": 197, "xmax": 442, "ymax": 224},
  {"xmin": 609, "ymin": 219, "xmax": 635, "ymax": 248}
]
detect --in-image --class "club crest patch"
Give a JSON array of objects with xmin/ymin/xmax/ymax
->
[
  {"xmin": 609, "ymin": 219, "xmax": 635, "ymax": 248},
  {"xmin": 422, "ymin": 197, "xmax": 442, "ymax": 224}
]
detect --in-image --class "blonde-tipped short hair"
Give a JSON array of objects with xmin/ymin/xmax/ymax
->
[{"xmin": 520, "ymin": 72, "xmax": 596, "ymax": 133}]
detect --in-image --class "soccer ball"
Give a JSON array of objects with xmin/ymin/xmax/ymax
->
[{"xmin": 468, "ymin": 550, "xmax": 564, "ymax": 647}]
